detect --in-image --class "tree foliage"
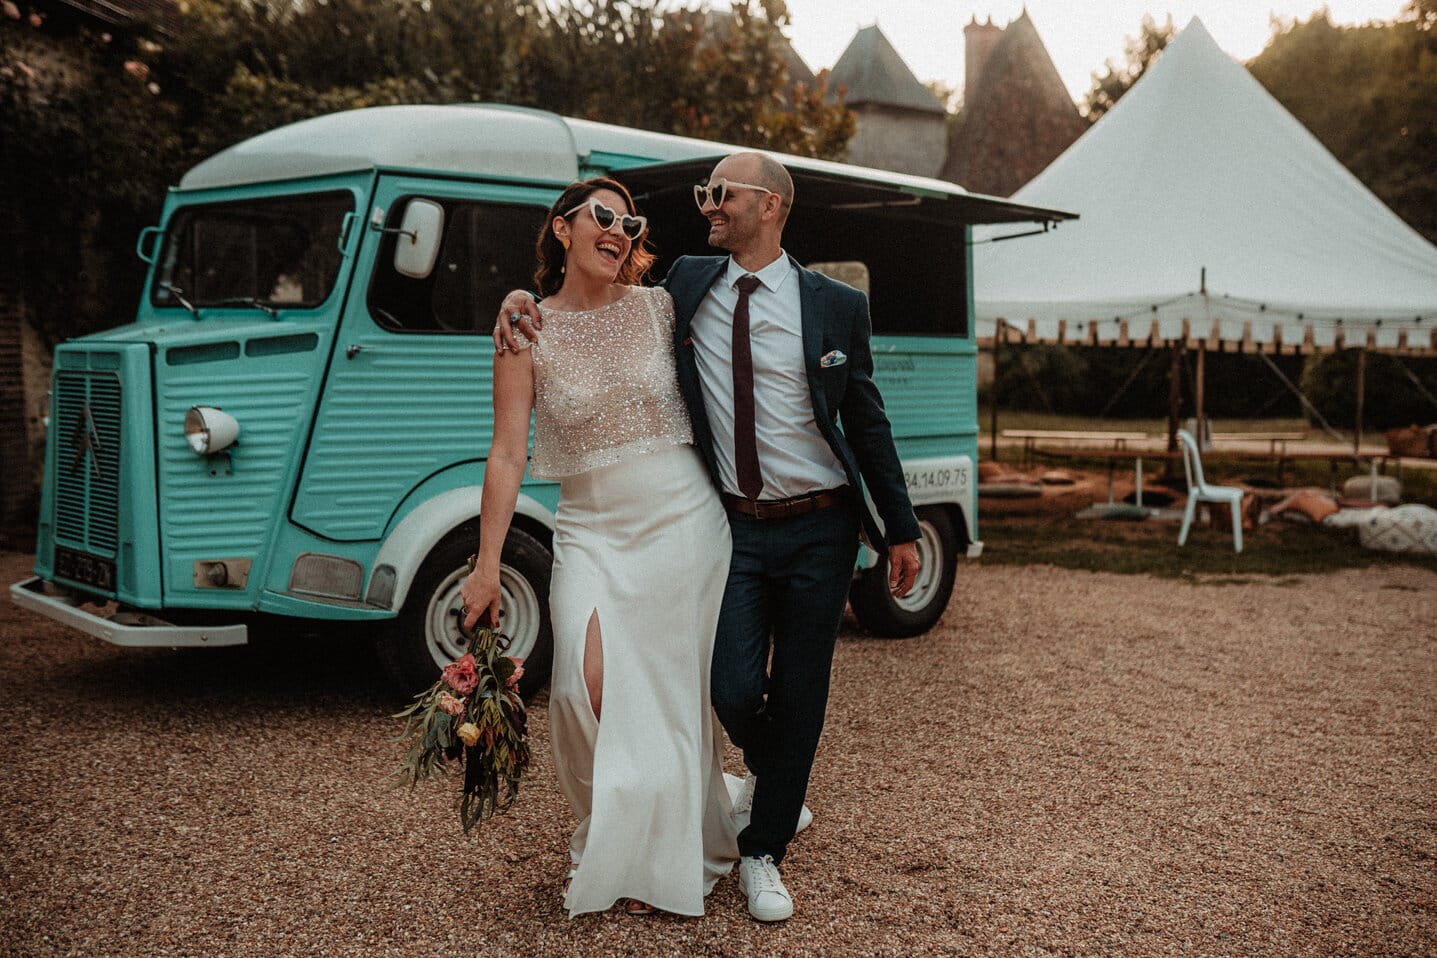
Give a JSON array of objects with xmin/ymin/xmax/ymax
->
[
  {"xmin": 1249, "ymin": 10, "xmax": 1437, "ymax": 245},
  {"xmin": 2, "ymin": 0, "xmax": 852, "ymax": 336},
  {"xmin": 1081, "ymin": 14, "xmax": 1175, "ymax": 120}
]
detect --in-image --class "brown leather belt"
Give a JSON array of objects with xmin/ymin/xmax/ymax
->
[{"xmin": 721, "ymin": 487, "xmax": 850, "ymax": 520}]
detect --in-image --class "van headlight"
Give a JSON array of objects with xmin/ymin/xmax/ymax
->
[{"xmin": 185, "ymin": 406, "xmax": 240, "ymax": 454}]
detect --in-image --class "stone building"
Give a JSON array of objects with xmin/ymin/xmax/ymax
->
[
  {"xmin": 941, "ymin": 12, "xmax": 1087, "ymax": 197},
  {"xmin": 827, "ymin": 25, "xmax": 948, "ymax": 178}
]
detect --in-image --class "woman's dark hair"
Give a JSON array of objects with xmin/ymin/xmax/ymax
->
[{"xmin": 533, "ymin": 177, "xmax": 655, "ymax": 297}]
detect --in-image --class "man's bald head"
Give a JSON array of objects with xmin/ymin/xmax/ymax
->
[{"xmin": 726, "ymin": 151, "xmax": 794, "ymax": 223}]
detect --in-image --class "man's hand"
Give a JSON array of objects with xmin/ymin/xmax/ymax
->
[
  {"xmin": 493, "ymin": 290, "xmax": 543, "ymax": 353},
  {"xmin": 888, "ymin": 540, "xmax": 921, "ymax": 598}
]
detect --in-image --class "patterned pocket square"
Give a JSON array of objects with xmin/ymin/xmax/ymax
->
[{"xmin": 820, "ymin": 349, "xmax": 847, "ymax": 368}]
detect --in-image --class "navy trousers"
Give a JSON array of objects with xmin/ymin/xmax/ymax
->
[{"xmin": 711, "ymin": 496, "xmax": 861, "ymax": 864}]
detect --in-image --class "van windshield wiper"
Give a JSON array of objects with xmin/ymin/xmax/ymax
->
[
  {"xmin": 210, "ymin": 297, "xmax": 280, "ymax": 318},
  {"xmin": 158, "ymin": 283, "xmax": 200, "ymax": 319}
]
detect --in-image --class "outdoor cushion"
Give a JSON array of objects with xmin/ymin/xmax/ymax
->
[
  {"xmin": 1341, "ymin": 474, "xmax": 1401, "ymax": 505},
  {"xmin": 1354, "ymin": 504, "xmax": 1437, "ymax": 556},
  {"xmin": 1384, "ymin": 424, "xmax": 1437, "ymax": 459},
  {"xmin": 1270, "ymin": 488, "xmax": 1340, "ymax": 524},
  {"xmin": 1321, "ymin": 506, "xmax": 1388, "ymax": 529}
]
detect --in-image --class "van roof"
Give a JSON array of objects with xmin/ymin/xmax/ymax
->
[
  {"xmin": 178, "ymin": 103, "xmax": 961, "ymax": 199},
  {"xmin": 178, "ymin": 103, "xmax": 1075, "ymax": 224},
  {"xmin": 180, "ymin": 103, "xmax": 733, "ymax": 191}
]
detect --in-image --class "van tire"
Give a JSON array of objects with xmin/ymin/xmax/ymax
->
[
  {"xmin": 374, "ymin": 526, "xmax": 553, "ymax": 700},
  {"xmin": 848, "ymin": 506, "xmax": 958, "ymax": 638}
]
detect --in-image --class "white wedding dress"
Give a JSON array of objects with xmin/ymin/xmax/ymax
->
[{"xmin": 518, "ymin": 285, "xmax": 738, "ymax": 916}]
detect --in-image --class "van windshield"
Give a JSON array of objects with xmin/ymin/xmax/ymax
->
[{"xmin": 151, "ymin": 191, "xmax": 353, "ymax": 311}]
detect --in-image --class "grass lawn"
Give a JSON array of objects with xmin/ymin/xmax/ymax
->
[
  {"xmin": 973, "ymin": 410, "xmax": 1437, "ymax": 577},
  {"xmin": 978, "ymin": 511, "xmax": 1437, "ymax": 580}
]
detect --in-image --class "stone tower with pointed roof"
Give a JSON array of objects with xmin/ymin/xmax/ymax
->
[
  {"xmin": 942, "ymin": 11, "xmax": 1086, "ymax": 197},
  {"xmin": 828, "ymin": 25, "xmax": 948, "ymax": 177}
]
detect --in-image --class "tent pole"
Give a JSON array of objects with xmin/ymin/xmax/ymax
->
[
  {"xmin": 990, "ymin": 322, "xmax": 1001, "ymax": 462},
  {"xmin": 1196, "ymin": 267, "xmax": 1209, "ymax": 447},
  {"xmin": 1165, "ymin": 341, "xmax": 1182, "ymax": 479},
  {"xmin": 1195, "ymin": 340, "xmax": 1207, "ymax": 447},
  {"xmin": 1354, "ymin": 346, "xmax": 1366, "ymax": 454}
]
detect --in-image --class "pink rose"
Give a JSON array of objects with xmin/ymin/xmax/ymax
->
[
  {"xmin": 506, "ymin": 656, "xmax": 525, "ymax": 689},
  {"xmin": 437, "ymin": 692, "xmax": 466, "ymax": 717},
  {"xmin": 442, "ymin": 654, "xmax": 479, "ymax": 695}
]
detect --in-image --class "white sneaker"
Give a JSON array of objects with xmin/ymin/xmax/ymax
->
[
  {"xmin": 738, "ymin": 855, "xmax": 793, "ymax": 922},
  {"xmin": 727, "ymin": 772, "xmax": 814, "ymax": 834}
]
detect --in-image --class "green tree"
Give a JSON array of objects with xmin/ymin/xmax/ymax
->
[
  {"xmin": 1407, "ymin": 0, "xmax": 1436, "ymax": 31},
  {"xmin": 1082, "ymin": 14, "xmax": 1175, "ymax": 120},
  {"xmin": 1249, "ymin": 11, "xmax": 1437, "ymax": 243},
  {"xmin": 2, "ymin": 14, "xmax": 183, "ymax": 338},
  {"xmin": 157, "ymin": 0, "xmax": 850, "ymax": 162},
  {"xmin": 3, "ymin": 0, "xmax": 854, "ymax": 338}
]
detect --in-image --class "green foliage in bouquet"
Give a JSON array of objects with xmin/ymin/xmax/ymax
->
[{"xmin": 393, "ymin": 606, "xmax": 531, "ymax": 834}]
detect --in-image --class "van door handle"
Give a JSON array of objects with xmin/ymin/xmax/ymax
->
[
  {"xmin": 345, "ymin": 344, "xmax": 378, "ymax": 360},
  {"xmin": 337, "ymin": 211, "xmax": 356, "ymax": 254}
]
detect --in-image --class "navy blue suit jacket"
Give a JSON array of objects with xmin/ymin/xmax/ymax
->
[{"xmin": 663, "ymin": 254, "xmax": 920, "ymax": 551}]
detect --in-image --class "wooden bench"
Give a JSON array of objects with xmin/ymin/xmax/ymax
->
[{"xmin": 1208, "ymin": 431, "xmax": 1308, "ymax": 455}]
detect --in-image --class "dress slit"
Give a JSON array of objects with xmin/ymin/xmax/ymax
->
[{"xmin": 583, "ymin": 608, "xmax": 604, "ymax": 721}]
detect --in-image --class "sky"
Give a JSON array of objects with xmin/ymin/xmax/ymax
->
[{"xmin": 775, "ymin": 1, "xmax": 1411, "ymax": 102}]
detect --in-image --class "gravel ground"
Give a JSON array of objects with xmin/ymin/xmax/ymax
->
[{"xmin": 2, "ymin": 548, "xmax": 1434, "ymax": 957}]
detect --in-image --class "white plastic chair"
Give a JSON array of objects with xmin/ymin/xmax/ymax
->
[{"xmin": 1177, "ymin": 428, "xmax": 1244, "ymax": 553}]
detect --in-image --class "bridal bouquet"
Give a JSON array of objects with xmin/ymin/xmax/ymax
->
[{"xmin": 393, "ymin": 616, "xmax": 531, "ymax": 834}]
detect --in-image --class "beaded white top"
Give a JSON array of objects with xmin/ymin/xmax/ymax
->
[{"xmin": 517, "ymin": 285, "xmax": 693, "ymax": 479}]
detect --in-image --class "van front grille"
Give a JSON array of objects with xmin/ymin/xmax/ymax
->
[{"xmin": 53, "ymin": 371, "xmax": 123, "ymax": 554}]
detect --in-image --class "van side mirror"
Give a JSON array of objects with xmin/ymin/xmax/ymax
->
[{"xmin": 392, "ymin": 199, "xmax": 445, "ymax": 279}]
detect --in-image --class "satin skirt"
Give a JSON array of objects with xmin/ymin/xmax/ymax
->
[{"xmin": 547, "ymin": 443, "xmax": 738, "ymax": 917}]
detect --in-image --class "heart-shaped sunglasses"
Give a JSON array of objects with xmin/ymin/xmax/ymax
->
[
  {"xmin": 693, "ymin": 178, "xmax": 775, "ymax": 211},
  {"xmin": 564, "ymin": 197, "xmax": 647, "ymax": 240}
]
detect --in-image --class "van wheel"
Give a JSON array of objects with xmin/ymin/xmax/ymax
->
[
  {"xmin": 375, "ymin": 526, "xmax": 553, "ymax": 700},
  {"xmin": 848, "ymin": 506, "xmax": 958, "ymax": 638}
]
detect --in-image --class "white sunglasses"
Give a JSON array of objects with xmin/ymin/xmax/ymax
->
[
  {"xmin": 693, "ymin": 178, "xmax": 775, "ymax": 211},
  {"xmin": 564, "ymin": 196, "xmax": 647, "ymax": 240}
]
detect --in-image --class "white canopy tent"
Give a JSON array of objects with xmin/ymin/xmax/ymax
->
[{"xmin": 973, "ymin": 17, "xmax": 1437, "ymax": 355}]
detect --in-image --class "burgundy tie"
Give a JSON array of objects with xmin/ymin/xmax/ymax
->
[{"xmin": 731, "ymin": 274, "xmax": 764, "ymax": 500}]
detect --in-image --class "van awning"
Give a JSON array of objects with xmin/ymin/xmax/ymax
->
[{"xmin": 612, "ymin": 157, "xmax": 1077, "ymax": 228}]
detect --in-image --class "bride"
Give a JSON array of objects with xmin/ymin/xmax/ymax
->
[{"xmin": 461, "ymin": 178, "xmax": 738, "ymax": 916}]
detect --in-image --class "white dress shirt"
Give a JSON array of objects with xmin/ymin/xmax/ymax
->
[{"xmin": 689, "ymin": 252, "xmax": 848, "ymax": 499}]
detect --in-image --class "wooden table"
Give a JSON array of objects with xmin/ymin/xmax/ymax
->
[
  {"xmin": 1033, "ymin": 447, "xmax": 1183, "ymax": 507},
  {"xmin": 1035, "ymin": 445, "xmax": 1394, "ymax": 497},
  {"xmin": 1267, "ymin": 450, "xmax": 1390, "ymax": 490},
  {"xmin": 1001, "ymin": 429, "xmax": 1149, "ymax": 467}
]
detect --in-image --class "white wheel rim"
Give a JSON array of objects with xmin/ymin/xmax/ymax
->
[
  {"xmin": 425, "ymin": 562, "xmax": 543, "ymax": 668},
  {"xmin": 894, "ymin": 519, "xmax": 944, "ymax": 613}
]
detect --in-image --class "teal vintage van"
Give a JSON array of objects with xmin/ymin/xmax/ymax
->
[{"xmin": 10, "ymin": 104, "xmax": 1072, "ymax": 695}]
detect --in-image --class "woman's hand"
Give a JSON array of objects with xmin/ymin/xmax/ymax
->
[
  {"xmin": 493, "ymin": 291, "xmax": 543, "ymax": 353},
  {"xmin": 460, "ymin": 566, "xmax": 501, "ymax": 632}
]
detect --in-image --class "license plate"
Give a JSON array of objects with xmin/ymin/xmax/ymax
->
[{"xmin": 55, "ymin": 546, "xmax": 116, "ymax": 593}]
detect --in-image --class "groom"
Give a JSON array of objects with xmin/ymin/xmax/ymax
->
[{"xmin": 497, "ymin": 152, "xmax": 921, "ymax": 922}]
